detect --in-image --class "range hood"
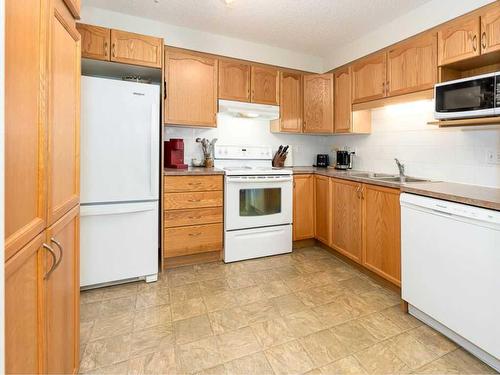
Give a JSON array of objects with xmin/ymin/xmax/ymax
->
[{"xmin": 218, "ymin": 99, "xmax": 279, "ymax": 120}]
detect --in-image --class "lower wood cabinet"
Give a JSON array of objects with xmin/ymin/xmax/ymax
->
[
  {"xmin": 163, "ymin": 175, "xmax": 223, "ymax": 267},
  {"xmin": 314, "ymin": 175, "xmax": 331, "ymax": 244},
  {"xmin": 5, "ymin": 206, "xmax": 80, "ymax": 374},
  {"xmin": 293, "ymin": 174, "xmax": 314, "ymax": 240},
  {"xmin": 363, "ymin": 184, "xmax": 401, "ymax": 286},
  {"xmin": 330, "ymin": 178, "xmax": 363, "ymax": 263}
]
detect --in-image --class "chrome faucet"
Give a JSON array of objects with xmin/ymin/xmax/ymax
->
[{"xmin": 395, "ymin": 158, "xmax": 405, "ymax": 179}]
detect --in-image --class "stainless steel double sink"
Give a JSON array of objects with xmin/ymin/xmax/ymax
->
[{"xmin": 349, "ymin": 172, "xmax": 430, "ymax": 183}]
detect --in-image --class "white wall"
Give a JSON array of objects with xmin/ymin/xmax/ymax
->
[
  {"xmin": 164, "ymin": 115, "xmax": 330, "ymax": 167},
  {"xmin": 81, "ymin": 6, "xmax": 324, "ymax": 73},
  {"xmin": 330, "ymin": 100, "xmax": 500, "ymax": 188},
  {"xmin": 325, "ymin": 0, "xmax": 495, "ymax": 70}
]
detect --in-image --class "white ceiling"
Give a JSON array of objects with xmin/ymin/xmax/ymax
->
[{"xmin": 84, "ymin": 0, "xmax": 432, "ymax": 57}]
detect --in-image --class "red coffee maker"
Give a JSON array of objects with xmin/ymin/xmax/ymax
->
[{"xmin": 164, "ymin": 138, "xmax": 188, "ymax": 169}]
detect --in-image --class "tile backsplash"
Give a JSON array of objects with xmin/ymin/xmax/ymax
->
[{"xmin": 164, "ymin": 100, "xmax": 500, "ymax": 188}]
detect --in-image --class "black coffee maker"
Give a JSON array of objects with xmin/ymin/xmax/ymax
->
[{"xmin": 335, "ymin": 150, "xmax": 355, "ymax": 170}]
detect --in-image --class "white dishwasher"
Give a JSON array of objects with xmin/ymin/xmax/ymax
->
[{"xmin": 401, "ymin": 193, "xmax": 500, "ymax": 372}]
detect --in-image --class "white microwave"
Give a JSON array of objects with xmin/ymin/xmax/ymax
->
[{"xmin": 434, "ymin": 72, "xmax": 499, "ymax": 120}]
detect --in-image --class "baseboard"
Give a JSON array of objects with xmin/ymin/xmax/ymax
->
[{"xmin": 163, "ymin": 251, "xmax": 221, "ymax": 269}]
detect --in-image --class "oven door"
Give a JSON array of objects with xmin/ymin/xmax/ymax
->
[
  {"xmin": 434, "ymin": 74, "xmax": 495, "ymax": 119},
  {"xmin": 225, "ymin": 175, "xmax": 293, "ymax": 231}
]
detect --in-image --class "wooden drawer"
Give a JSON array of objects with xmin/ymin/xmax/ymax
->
[
  {"xmin": 164, "ymin": 175, "xmax": 223, "ymax": 192},
  {"xmin": 164, "ymin": 207, "xmax": 223, "ymax": 228},
  {"xmin": 164, "ymin": 223, "xmax": 223, "ymax": 258},
  {"xmin": 164, "ymin": 191, "xmax": 223, "ymax": 210}
]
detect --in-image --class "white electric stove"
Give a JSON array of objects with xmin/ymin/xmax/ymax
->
[{"xmin": 214, "ymin": 145, "xmax": 293, "ymax": 263}]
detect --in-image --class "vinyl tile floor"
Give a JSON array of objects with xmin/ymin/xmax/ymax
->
[{"xmin": 79, "ymin": 246, "xmax": 497, "ymax": 375}]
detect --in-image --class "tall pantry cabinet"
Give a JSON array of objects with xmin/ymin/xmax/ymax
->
[{"xmin": 5, "ymin": 0, "xmax": 81, "ymax": 373}]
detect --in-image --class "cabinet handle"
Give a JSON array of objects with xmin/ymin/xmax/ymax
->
[
  {"xmin": 188, "ymin": 199, "xmax": 201, "ymax": 203},
  {"xmin": 42, "ymin": 243, "xmax": 57, "ymax": 279},
  {"xmin": 188, "ymin": 232, "xmax": 202, "ymax": 237},
  {"xmin": 481, "ymin": 31, "xmax": 487, "ymax": 49},
  {"xmin": 50, "ymin": 237, "xmax": 64, "ymax": 270},
  {"xmin": 355, "ymin": 184, "xmax": 363, "ymax": 199},
  {"xmin": 163, "ymin": 80, "xmax": 167, "ymax": 100},
  {"xmin": 472, "ymin": 34, "xmax": 478, "ymax": 52},
  {"xmin": 112, "ymin": 43, "xmax": 116, "ymax": 57},
  {"xmin": 188, "ymin": 216, "xmax": 202, "ymax": 220},
  {"xmin": 188, "ymin": 182, "xmax": 202, "ymax": 186},
  {"xmin": 104, "ymin": 42, "xmax": 108, "ymax": 57}
]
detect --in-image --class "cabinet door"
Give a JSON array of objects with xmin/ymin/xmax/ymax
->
[
  {"xmin": 293, "ymin": 175, "xmax": 314, "ymax": 241},
  {"xmin": 351, "ymin": 53, "xmax": 387, "ymax": 103},
  {"xmin": 5, "ymin": 0, "xmax": 47, "ymax": 259},
  {"xmin": 47, "ymin": 1, "xmax": 80, "ymax": 225},
  {"xmin": 279, "ymin": 71, "xmax": 303, "ymax": 133},
  {"xmin": 363, "ymin": 185, "xmax": 401, "ymax": 286},
  {"xmin": 480, "ymin": 5, "xmax": 500, "ymax": 55},
  {"xmin": 251, "ymin": 66, "xmax": 279, "ymax": 105},
  {"xmin": 218, "ymin": 59, "xmax": 250, "ymax": 102},
  {"xmin": 334, "ymin": 67, "xmax": 352, "ymax": 133},
  {"xmin": 110, "ymin": 29, "xmax": 162, "ymax": 68},
  {"xmin": 387, "ymin": 33, "xmax": 437, "ymax": 97},
  {"xmin": 76, "ymin": 23, "xmax": 110, "ymax": 61},
  {"xmin": 303, "ymin": 74, "xmax": 334, "ymax": 134},
  {"xmin": 314, "ymin": 175, "xmax": 331, "ymax": 244},
  {"xmin": 330, "ymin": 179, "xmax": 362, "ymax": 263},
  {"xmin": 165, "ymin": 49, "xmax": 218, "ymax": 127},
  {"xmin": 438, "ymin": 15, "xmax": 480, "ymax": 66},
  {"xmin": 45, "ymin": 206, "xmax": 80, "ymax": 374},
  {"xmin": 5, "ymin": 233, "xmax": 45, "ymax": 375}
]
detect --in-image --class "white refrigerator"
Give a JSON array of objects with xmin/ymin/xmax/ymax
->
[{"xmin": 80, "ymin": 76, "xmax": 160, "ymax": 288}]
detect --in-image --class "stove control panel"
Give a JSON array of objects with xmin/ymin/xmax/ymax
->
[{"xmin": 215, "ymin": 145, "xmax": 273, "ymax": 160}]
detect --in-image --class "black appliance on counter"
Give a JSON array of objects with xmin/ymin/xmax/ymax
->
[
  {"xmin": 335, "ymin": 150, "xmax": 355, "ymax": 170},
  {"xmin": 314, "ymin": 154, "xmax": 329, "ymax": 168}
]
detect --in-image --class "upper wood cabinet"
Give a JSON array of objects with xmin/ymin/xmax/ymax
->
[
  {"xmin": 334, "ymin": 67, "xmax": 352, "ymax": 133},
  {"xmin": 303, "ymin": 73, "xmax": 334, "ymax": 134},
  {"xmin": 277, "ymin": 71, "xmax": 303, "ymax": 133},
  {"xmin": 387, "ymin": 33, "xmax": 438, "ymax": 96},
  {"xmin": 5, "ymin": 233, "xmax": 44, "ymax": 375},
  {"xmin": 218, "ymin": 59, "xmax": 251, "ymax": 102},
  {"xmin": 363, "ymin": 185, "xmax": 401, "ymax": 286},
  {"xmin": 351, "ymin": 53, "xmax": 387, "ymax": 103},
  {"xmin": 314, "ymin": 175, "xmax": 331, "ymax": 245},
  {"xmin": 63, "ymin": 0, "xmax": 80, "ymax": 19},
  {"xmin": 330, "ymin": 178, "xmax": 363, "ymax": 263},
  {"xmin": 47, "ymin": 5, "xmax": 80, "ymax": 225},
  {"xmin": 5, "ymin": 0, "xmax": 47, "ymax": 259},
  {"xmin": 480, "ymin": 5, "xmax": 500, "ymax": 55},
  {"xmin": 164, "ymin": 49, "xmax": 218, "ymax": 127},
  {"xmin": 45, "ymin": 206, "xmax": 80, "ymax": 374},
  {"xmin": 293, "ymin": 175, "xmax": 314, "ymax": 241},
  {"xmin": 76, "ymin": 23, "xmax": 110, "ymax": 61},
  {"xmin": 438, "ymin": 15, "xmax": 480, "ymax": 66},
  {"xmin": 251, "ymin": 66, "xmax": 280, "ymax": 105},
  {"xmin": 110, "ymin": 29, "xmax": 163, "ymax": 68}
]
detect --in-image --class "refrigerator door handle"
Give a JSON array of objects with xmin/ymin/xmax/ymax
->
[
  {"xmin": 80, "ymin": 202, "xmax": 157, "ymax": 217},
  {"xmin": 150, "ymin": 101, "xmax": 159, "ymax": 199}
]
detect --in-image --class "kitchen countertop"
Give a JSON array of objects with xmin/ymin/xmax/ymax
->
[{"xmin": 163, "ymin": 166, "xmax": 499, "ymax": 210}]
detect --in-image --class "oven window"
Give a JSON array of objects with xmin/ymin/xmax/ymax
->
[{"xmin": 239, "ymin": 188, "xmax": 281, "ymax": 216}]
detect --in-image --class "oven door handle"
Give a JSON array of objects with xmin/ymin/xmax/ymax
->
[{"xmin": 226, "ymin": 176, "xmax": 293, "ymax": 183}]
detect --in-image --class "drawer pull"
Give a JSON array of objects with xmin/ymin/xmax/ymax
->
[
  {"xmin": 188, "ymin": 199, "xmax": 201, "ymax": 203},
  {"xmin": 188, "ymin": 216, "xmax": 202, "ymax": 220},
  {"xmin": 188, "ymin": 232, "xmax": 202, "ymax": 237},
  {"xmin": 188, "ymin": 182, "xmax": 202, "ymax": 186}
]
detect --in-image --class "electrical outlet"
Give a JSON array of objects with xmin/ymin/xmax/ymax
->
[{"xmin": 486, "ymin": 149, "xmax": 500, "ymax": 165}]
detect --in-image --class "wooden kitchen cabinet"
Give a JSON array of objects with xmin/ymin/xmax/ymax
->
[
  {"xmin": 314, "ymin": 175, "xmax": 331, "ymax": 245},
  {"xmin": 45, "ymin": 206, "xmax": 80, "ymax": 374},
  {"xmin": 5, "ymin": 0, "xmax": 47, "ymax": 259},
  {"xmin": 480, "ymin": 5, "xmax": 500, "ymax": 55},
  {"xmin": 387, "ymin": 33, "xmax": 438, "ymax": 96},
  {"xmin": 163, "ymin": 175, "xmax": 223, "ymax": 268},
  {"xmin": 164, "ymin": 49, "xmax": 218, "ymax": 127},
  {"xmin": 251, "ymin": 65, "xmax": 280, "ymax": 105},
  {"xmin": 438, "ymin": 15, "xmax": 480, "ymax": 66},
  {"xmin": 77, "ymin": 23, "xmax": 110, "ymax": 61},
  {"xmin": 218, "ymin": 59, "xmax": 251, "ymax": 102},
  {"xmin": 275, "ymin": 71, "xmax": 303, "ymax": 133},
  {"xmin": 334, "ymin": 67, "xmax": 352, "ymax": 133},
  {"xmin": 47, "ymin": 2, "xmax": 80, "ymax": 226},
  {"xmin": 293, "ymin": 174, "xmax": 315, "ymax": 240},
  {"xmin": 110, "ymin": 29, "xmax": 162, "ymax": 68},
  {"xmin": 303, "ymin": 73, "xmax": 334, "ymax": 133},
  {"xmin": 363, "ymin": 184, "xmax": 401, "ymax": 286},
  {"xmin": 5, "ymin": 233, "xmax": 44, "ymax": 375},
  {"xmin": 351, "ymin": 53, "xmax": 387, "ymax": 103},
  {"xmin": 63, "ymin": 0, "xmax": 80, "ymax": 19},
  {"xmin": 330, "ymin": 178, "xmax": 363, "ymax": 263}
]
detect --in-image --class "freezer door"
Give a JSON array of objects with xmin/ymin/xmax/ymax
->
[
  {"xmin": 80, "ymin": 76, "xmax": 160, "ymax": 204},
  {"xmin": 80, "ymin": 202, "xmax": 158, "ymax": 287}
]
